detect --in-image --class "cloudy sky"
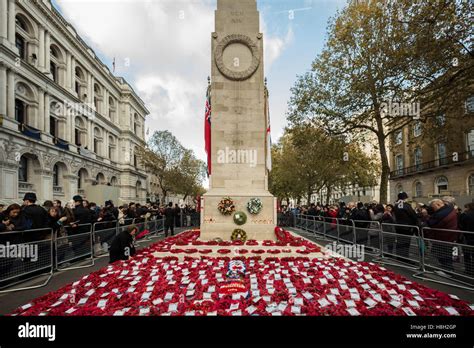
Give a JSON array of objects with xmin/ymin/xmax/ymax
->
[{"xmin": 52, "ymin": 0, "xmax": 347, "ymax": 161}]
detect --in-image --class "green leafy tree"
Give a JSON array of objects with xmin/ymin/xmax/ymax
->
[{"xmin": 288, "ymin": 0, "xmax": 473, "ymax": 203}]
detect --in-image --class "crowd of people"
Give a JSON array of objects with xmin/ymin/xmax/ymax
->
[
  {"xmin": 0, "ymin": 193, "xmax": 201, "ymax": 275},
  {"xmin": 0, "ymin": 193, "xmax": 199, "ymax": 236},
  {"xmin": 280, "ymin": 192, "xmax": 474, "ymax": 277}
]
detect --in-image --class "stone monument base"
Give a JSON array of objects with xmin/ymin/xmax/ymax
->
[{"xmin": 200, "ymin": 192, "xmax": 277, "ymax": 241}]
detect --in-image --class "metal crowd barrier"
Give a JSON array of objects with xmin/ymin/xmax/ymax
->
[
  {"xmin": 56, "ymin": 223, "xmax": 94, "ymax": 271},
  {"xmin": 293, "ymin": 214, "xmax": 474, "ymax": 290},
  {"xmin": 0, "ymin": 228, "xmax": 54, "ymax": 293},
  {"xmin": 414, "ymin": 228, "xmax": 474, "ymax": 290},
  {"xmin": 0, "ymin": 216, "xmax": 168, "ymax": 292},
  {"xmin": 375, "ymin": 223, "xmax": 423, "ymax": 271}
]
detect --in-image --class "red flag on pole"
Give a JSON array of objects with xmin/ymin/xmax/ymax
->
[{"xmin": 204, "ymin": 87, "xmax": 212, "ymax": 176}]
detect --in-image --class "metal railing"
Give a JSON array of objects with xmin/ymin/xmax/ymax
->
[
  {"xmin": 0, "ymin": 217, "xmax": 166, "ymax": 292},
  {"xmin": 0, "ymin": 228, "xmax": 54, "ymax": 293},
  {"xmin": 293, "ymin": 214, "xmax": 474, "ymax": 290}
]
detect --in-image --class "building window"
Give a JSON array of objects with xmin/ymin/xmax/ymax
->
[
  {"xmin": 394, "ymin": 131, "xmax": 403, "ymax": 145},
  {"xmin": 15, "ymin": 34, "xmax": 26, "ymax": 60},
  {"xmin": 437, "ymin": 142, "xmax": 447, "ymax": 165},
  {"xmin": 395, "ymin": 154, "xmax": 404, "ymax": 174},
  {"xmin": 466, "ymin": 96, "xmax": 474, "ymax": 113},
  {"xmin": 468, "ymin": 129, "xmax": 474, "ymax": 155},
  {"xmin": 15, "ymin": 99, "xmax": 26, "ymax": 124},
  {"xmin": 415, "ymin": 182, "xmax": 422, "ymax": 198},
  {"xmin": 436, "ymin": 113, "xmax": 446, "ymax": 127},
  {"xmin": 414, "ymin": 147, "xmax": 422, "ymax": 169},
  {"xmin": 469, "ymin": 174, "xmax": 474, "ymax": 195},
  {"xmin": 413, "ymin": 122, "xmax": 422, "ymax": 137},
  {"xmin": 436, "ymin": 176, "xmax": 448, "ymax": 194},
  {"xmin": 53, "ymin": 164, "xmax": 59, "ymax": 187},
  {"xmin": 93, "ymin": 139, "xmax": 99, "ymax": 154},
  {"xmin": 18, "ymin": 156, "xmax": 28, "ymax": 182},
  {"xmin": 50, "ymin": 61, "xmax": 57, "ymax": 83},
  {"xmin": 396, "ymin": 184, "xmax": 403, "ymax": 194},
  {"xmin": 50, "ymin": 116, "xmax": 57, "ymax": 138},
  {"xmin": 75, "ymin": 81, "xmax": 80, "ymax": 95}
]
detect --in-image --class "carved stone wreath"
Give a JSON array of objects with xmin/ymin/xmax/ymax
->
[{"xmin": 214, "ymin": 34, "xmax": 260, "ymax": 81}]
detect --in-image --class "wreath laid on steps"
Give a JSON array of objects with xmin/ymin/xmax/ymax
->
[{"xmin": 231, "ymin": 229, "xmax": 247, "ymax": 242}]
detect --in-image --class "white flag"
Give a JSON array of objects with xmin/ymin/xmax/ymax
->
[{"xmin": 265, "ymin": 91, "xmax": 272, "ymax": 171}]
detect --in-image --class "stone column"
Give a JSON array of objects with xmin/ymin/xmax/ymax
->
[
  {"xmin": 6, "ymin": 68, "xmax": 15, "ymax": 119},
  {"xmin": 71, "ymin": 56, "xmax": 76, "ymax": 94},
  {"xmin": 0, "ymin": 64, "xmax": 6, "ymax": 118},
  {"xmin": 7, "ymin": 0, "xmax": 15, "ymax": 45},
  {"xmin": 38, "ymin": 89, "xmax": 45, "ymax": 131},
  {"xmin": 45, "ymin": 30, "xmax": 51, "ymax": 74},
  {"xmin": 66, "ymin": 52, "xmax": 71, "ymax": 89},
  {"xmin": 39, "ymin": 26, "xmax": 45, "ymax": 70},
  {"xmin": 0, "ymin": 0, "xmax": 7, "ymax": 40},
  {"xmin": 44, "ymin": 93, "xmax": 50, "ymax": 135}
]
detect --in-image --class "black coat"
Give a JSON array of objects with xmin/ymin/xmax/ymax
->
[
  {"xmin": 22, "ymin": 204, "xmax": 48, "ymax": 230},
  {"xmin": 459, "ymin": 210, "xmax": 474, "ymax": 244},
  {"xmin": 73, "ymin": 205, "xmax": 93, "ymax": 225},
  {"xmin": 393, "ymin": 202, "xmax": 418, "ymax": 226},
  {"xmin": 164, "ymin": 207, "xmax": 175, "ymax": 225},
  {"xmin": 109, "ymin": 230, "xmax": 136, "ymax": 263}
]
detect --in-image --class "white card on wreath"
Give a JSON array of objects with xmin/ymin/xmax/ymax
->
[
  {"xmin": 345, "ymin": 300, "xmax": 356, "ymax": 308},
  {"xmin": 294, "ymin": 298, "xmax": 304, "ymax": 306},
  {"xmin": 208, "ymin": 286, "xmax": 216, "ymax": 293},
  {"xmin": 168, "ymin": 303, "xmax": 178, "ymax": 312},
  {"xmin": 140, "ymin": 307, "xmax": 150, "ymax": 316},
  {"xmin": 330, "ymin": 288, "xmax": 340, "ymax": 296},
  {"xmin": 291, "ymin": 306, "xmax": 301, "ymax": 314},
  {"xmin": 246, "ymin": 305, "xmax": 257, "ymax": 314},
  {"xmin": 364, "ymin": 298, "xmax": 377, "ymax": 307},
  {"xmin": 327, "ymin": 295, "xmax": 338, "ymax": 304},
  {"xmin": 97, "ymin": 300, "xmax": 107, "ymax": 308},
  {"xmin": 402, "ymin": 307, "xmax": 416, "ymax": 316},
  {"xmin": 445, "ymin": 307, "xmax": 459, "ymax": 316},
  {"xmin": 303, "ymin": 292, "xmax": 313, "ymax": 300},
  {"xmin": 203, "ymin": 293, "xmax": 212, "ymax": 300},
  {"xmin": 318, "ymin": 298, "xmax": 330, "ymax": 308},
  {"xmin": 164, "ymin": 293, "xmax": 174, "ymax": 301},
  {"xmin": 347, "ymin": 308, "xmax": 360, "ymax": 316}
]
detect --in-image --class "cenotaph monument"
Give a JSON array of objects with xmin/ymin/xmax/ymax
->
[{"xmin": 200, "ymin": 0, "xmax": 277, "ymax": 240}]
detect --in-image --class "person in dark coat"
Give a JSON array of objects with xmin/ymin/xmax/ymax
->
[
  {"xmin": 425, "ymin": 199, "xmax": 459, "ymax": 272},
  {"xmin": 109, "ymin": 224, "xmax": 137, "ymax": 263},
  {"xmin": 460, "ymin": 203, "xmax": 474, "ymax": 276},
  {"xmin": 22, "ymin": 193, "xmax": 49, "ymax": 241},
  {"xmin": 72, "ymin": 195, "xmax": 92, "ymax": 225},
  {"xmin": 392, "ymin": 192, "xmax": 419, "ymax": 260},
  {"xmin": 164, "ymin": 202, "xmax": 175, "ymax": 237}
]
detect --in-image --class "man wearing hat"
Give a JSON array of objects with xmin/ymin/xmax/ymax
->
[
  {"xmin": 22, "ymin": 192, "xmax": 48, "ymax": 230},
  {"xmin": 72, "ymin": 195, "xmax": 93, "ymax": 228},
  {"xmin": 22, "ymin": 192, "xmax": 49, "ymax": 241},
  {"xmin": 393, "ymin": 192, "xmax": 419, "ymax": 260}
]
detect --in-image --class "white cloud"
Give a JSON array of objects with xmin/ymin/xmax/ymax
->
[{"xmin": 55, "ymin": 0, "xmax": 292, "ymax": 161}]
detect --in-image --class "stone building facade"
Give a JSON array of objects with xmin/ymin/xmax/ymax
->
[
  {"xmin": 388, "ymin": 97, "xmax": 474, "ymax": 206},
  {"xmin": 0, "ymin": 0, "xmax": 149, "ymax": 205}
]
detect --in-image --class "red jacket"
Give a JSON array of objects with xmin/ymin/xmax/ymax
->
[{"xmin": 425, "ymin": 206, "xmax": 459, "ymax": 242}]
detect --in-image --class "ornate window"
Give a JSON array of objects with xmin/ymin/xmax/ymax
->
[
  {"xmin": 436, "ymin": 176, "xmax": 448, "ymax": 194},
  {"xmin": 18, "ymin": 156, "xmax": 28, "ymax": 182}
]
